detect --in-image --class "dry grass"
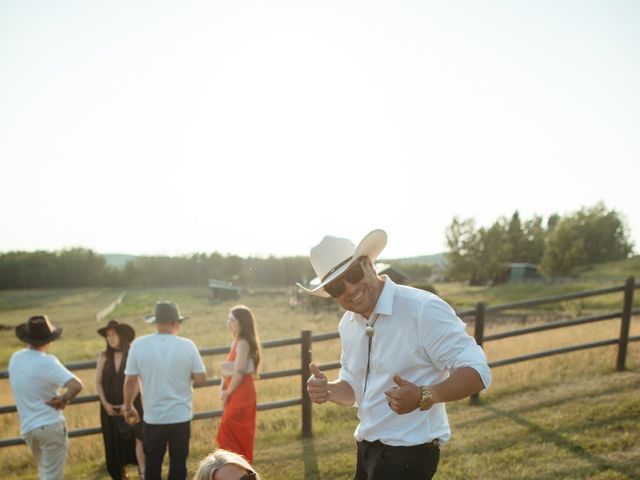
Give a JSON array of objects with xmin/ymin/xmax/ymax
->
[{"xmin": 0, "ymin": 284, "xmax": 638, "ymax": 479}]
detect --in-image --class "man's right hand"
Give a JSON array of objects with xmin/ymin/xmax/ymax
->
[{"xmin": 307, "ymin": 363, "xmax": 330, "ymax": 404}]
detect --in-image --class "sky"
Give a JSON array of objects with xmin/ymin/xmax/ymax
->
[{"xmin": 1, "ymin": 1, "xmax": 639, "ymax": 259}]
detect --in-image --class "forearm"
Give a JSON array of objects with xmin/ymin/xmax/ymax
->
[
  {"xmin": 123, "ymin": 376, "xmax": 139, "ymax": 408},
  {"xmin": 431, "ymin": 367, "xmax": 485, "ymax": 404},
  {"xmin": 328, "ymin": 379, "xmax": 356, "ymax": 406},
  {"xmin": 62, "ymin": 380, "xmax": 82, "ymax": 403},
  {"xmin": 96, "ymin": 383, "xmax": 109, "ymax": 406}
]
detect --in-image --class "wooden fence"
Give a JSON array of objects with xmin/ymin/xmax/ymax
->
[{"xmin": 0, "ymin": 277, "xmax": 637, "ymax": 448}]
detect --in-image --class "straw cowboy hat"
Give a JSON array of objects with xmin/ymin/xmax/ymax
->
[
  {"xmin": 15, "ymin": 315, "xmax": 63, "ymax": 345},
  {"xmin": 144, "ymin": 301, "xmax": 189, "ymax": 324},
  {"xmin": 297, "ymin": 229, "xmax": 387, "ymax": 297},
  {"xmin": 97, "ymin": 319, "xmax": 136, "ymax": 343}
]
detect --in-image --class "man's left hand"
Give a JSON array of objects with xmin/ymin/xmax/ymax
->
[
  {"xmin": 123, "ymin": 405, "xmax": 141, "ymax": 426},
  {"xmin": 384, "ymin": 374, "xmax": 422, "ymax": 415}
]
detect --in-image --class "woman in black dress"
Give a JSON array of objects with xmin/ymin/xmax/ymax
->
[{"xmin": 96, "ymin": 319, "xmax": 145, "ymax": 479}]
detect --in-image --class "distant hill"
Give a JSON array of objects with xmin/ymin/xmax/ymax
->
[
  {"xmin": 386, "ymin": 252, "xmax": 448, "ymax": 267},
  {"xmin": 103, "ymin": 253, "xmax": 137, "ymax": 270},
  {"xmin": 571, "ymin": 255, "xmax": 640, "ymax": 280},
  {"xmin": 101, "ymin": 252, "xmax": 449, "ymax": 270}
]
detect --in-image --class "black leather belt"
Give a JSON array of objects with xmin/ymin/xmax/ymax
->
[{"xmin": 359, "ymin": 438, "xmax": 440, "ymax": 448}]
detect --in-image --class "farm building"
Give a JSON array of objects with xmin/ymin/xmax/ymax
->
[
  {"xmin": 507, "ymin": 263, "xmax": 543, "ymax": 282},
  {"xmin": 374, "ymin": 263, "xmax": 411, "ymax": 285},
  {"xmin": 208, "ymin": 278, "xmax": 240, "ymax": 301}
]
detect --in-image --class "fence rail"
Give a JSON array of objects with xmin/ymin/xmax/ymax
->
[{"xmin": 1, "ymin": 277, "xmax": 637, "ymax": 448}]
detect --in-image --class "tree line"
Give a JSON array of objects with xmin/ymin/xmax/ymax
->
[
  {"xmin": 0, "ymin": 202, "xmax": 633, "ymax": 290},
  {"xmin": 0, "ymin": 248, "xmax": 438, "ymax": 290},
  {"xmin": 445, "ymin": 202, "xmax": 634, "ymax": 285},
  {"xmin": 0, "ymin": 249, "xmax": 319, "ymax": 290}
]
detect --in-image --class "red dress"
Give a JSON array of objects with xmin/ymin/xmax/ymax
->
[{"xmin": 216, "ymin": 339, "xmax": 257, "ymax": 462}]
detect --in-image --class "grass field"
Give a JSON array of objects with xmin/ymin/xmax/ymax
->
[{"xmin": 0, "ymin": 273, "xmax": 638, "ymax": 479}]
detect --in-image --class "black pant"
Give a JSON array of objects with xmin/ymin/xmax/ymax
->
[
  {"xmin": 354, "ymin": 439, "xmax": 440, "ymax": 480},
  {"xmin": 142, "ymin": 421, "xmax": 191, "ymax": 480}
]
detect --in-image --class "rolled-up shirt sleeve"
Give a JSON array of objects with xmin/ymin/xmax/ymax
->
[{"xmin": 421, "ymin": 298, "xmax": 491, "ymax": 390}]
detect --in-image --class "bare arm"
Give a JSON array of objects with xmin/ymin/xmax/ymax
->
[
  {"xmin": 95, "ymin": 353, "xmax": 118, "ymax": 416},
  {"xmin": 224, "ymin": 340, "xmax": 250, "ymax": 396},
  {"xmin": 122, "ymin": 374, "xmax": 141, "ymax": 425},
  {"xmin": 123, "ymin": 374, "xmax": 140, "ymax": 408},
  {"xmin": 386, "ymin": 367, "xmax": 485, "ymax": 414},
  {"xmin": 47, "ymin": 377, "xmax": 83, "ymax": 410},
  {"xmin": 327, "ymin": 379, "xmax": 356, "ymax": 406},
  {"xmin": 431, "ymin": 366, "xmax": 485, "ymax": 403},
  {"xmin": 307, "ymin": 363, "xmax": 355, "ymax": 407},
  {"xmin": 192, "ymin": 372, "xmax": 207, "ymax": 387}
]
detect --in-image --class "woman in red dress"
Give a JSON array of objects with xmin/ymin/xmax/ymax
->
[{"xmin": 216, "ymin": 305, "xmax": 261, "ymax": 462}]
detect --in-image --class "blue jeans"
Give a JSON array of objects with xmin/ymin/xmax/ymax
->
[{"xmin": 142, "ymin": 421, "xmax": 190, "ymax": 480}]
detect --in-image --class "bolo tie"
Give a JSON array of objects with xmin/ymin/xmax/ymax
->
[{"xmin": 363, "ymin": 313, "xmax": 380, "ymax": 395}]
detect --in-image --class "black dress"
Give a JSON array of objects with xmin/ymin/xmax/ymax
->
[{"xmin": 100, "ymin": 352, "xmax": 143, "ymax": 479}]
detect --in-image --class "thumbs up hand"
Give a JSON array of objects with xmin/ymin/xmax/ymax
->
[
  {"xmin": 384, "ymin": 374, "xmax": 421, "ymax": 414},
  {"xmin": 307, "ymin": 363, "xmax": 330, "ymax": 404}
]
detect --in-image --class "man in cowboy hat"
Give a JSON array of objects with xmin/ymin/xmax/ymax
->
[
  {"xmin": 123, "ymin": 301, "xmax": 207, "ymax": 480},
  {"xmin": 300, "ymin": 229, "xmax": 491, "ymax": 479},
  {"xmin": 8, "ymin": 315, "xmax": 84, "ymax": 480}
]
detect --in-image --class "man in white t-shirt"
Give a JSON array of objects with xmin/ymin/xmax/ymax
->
[
  {"xmin": 300, "ymin": 230, "xmax": 491, "ymax": 480},
  {"xmin": 123, "ymin": 301, "xmax": 207, "ymax": 480},
  {"xmin": 9, "ymin": 315, "xmax": 84, "ymax": 480}
]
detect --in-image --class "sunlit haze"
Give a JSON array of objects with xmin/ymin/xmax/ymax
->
[{"xmin": 1, "ymin": 1, "xmax": 638, "ymax": 259}]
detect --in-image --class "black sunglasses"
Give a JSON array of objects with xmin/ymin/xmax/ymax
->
[
  {"xmin": 240, "ymin": 473, "xmax": 257, "ymax": 480},
  {"xmin": 323, "ymin": 257, "xmax": 367, "ymax": 298}
]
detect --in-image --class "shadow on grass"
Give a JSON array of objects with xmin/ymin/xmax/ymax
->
[
  {"xmin": 302, "ymin": 435, "xmax": 320, "ymax": 479},
  {"xmin": 455, "ymin": 373, "xmax": 640, "ymax": 429},
  {"xmin": 481, "ymin": 404, "xmax": 638, "ymax": 479}
]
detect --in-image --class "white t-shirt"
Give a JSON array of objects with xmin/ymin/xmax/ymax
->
[
  {"xmin": 125, "ymin": 333, "xmax": 206, "ymax": 424},
  {"xmin": 8, "ymin": 348, "xmax": 76, "ymax": 435},
  {"xmin": 338, "ymin": 276, "xmax": 491, "ymax": 446}
]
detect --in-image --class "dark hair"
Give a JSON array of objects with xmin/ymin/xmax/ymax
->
[
  {"xmin": 230, "ymin": 305, "xmax": 261, "ymax": 370},
  {"xmin": 102, "ymin": 327, "xmax": 132, "ymax": 372}
]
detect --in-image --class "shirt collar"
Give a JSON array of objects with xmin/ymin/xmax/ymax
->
[
  {"xmin": 347, "ymin": 275, "xmax": 396, "ymax": 322},
  {"xmin": 372, "ymin": 275, "xmax": 395, "ymax": 317}
]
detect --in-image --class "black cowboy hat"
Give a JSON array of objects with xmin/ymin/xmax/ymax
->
[
  {"xmin": 144, "ymin": 301, "xmax": 189, "ymax": 324},
  {"xmin": 15, "ymin": 315, "xmax": 63, "ymax": 345},
  {"xmin": 97, "ymin": 319, "xmax": 135, "ymax": 343}
]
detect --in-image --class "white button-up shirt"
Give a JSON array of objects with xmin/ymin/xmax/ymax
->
[{"xmin": 338, "ymin": 277, "xmax": 491, "ymax": 446}]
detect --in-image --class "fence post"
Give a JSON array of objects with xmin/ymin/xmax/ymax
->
[
  {"xmin": 616, "ymin": 277, "xmax": 635, "ymax": 371},
  {"xmin": 301, "ymin": 330, "xmax": 313, "ymax": 437},
  {"xmin": 471, "ymin": 302, "xmax": 486, "ymax": 404}
]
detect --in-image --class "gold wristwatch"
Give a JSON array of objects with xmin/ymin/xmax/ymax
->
[{"xmin": 418, "ymin": 386, "xmax": 434, "ymax": 411}]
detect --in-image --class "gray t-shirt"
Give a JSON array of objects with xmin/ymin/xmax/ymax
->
[{"xmin": 125, "ymin": 333, "xmax": 206, "ymax": 424}]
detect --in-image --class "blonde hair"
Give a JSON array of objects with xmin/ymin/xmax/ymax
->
[{"xmin": 193, "ymin": 449, "xmax": 261, "ymax": 480}]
